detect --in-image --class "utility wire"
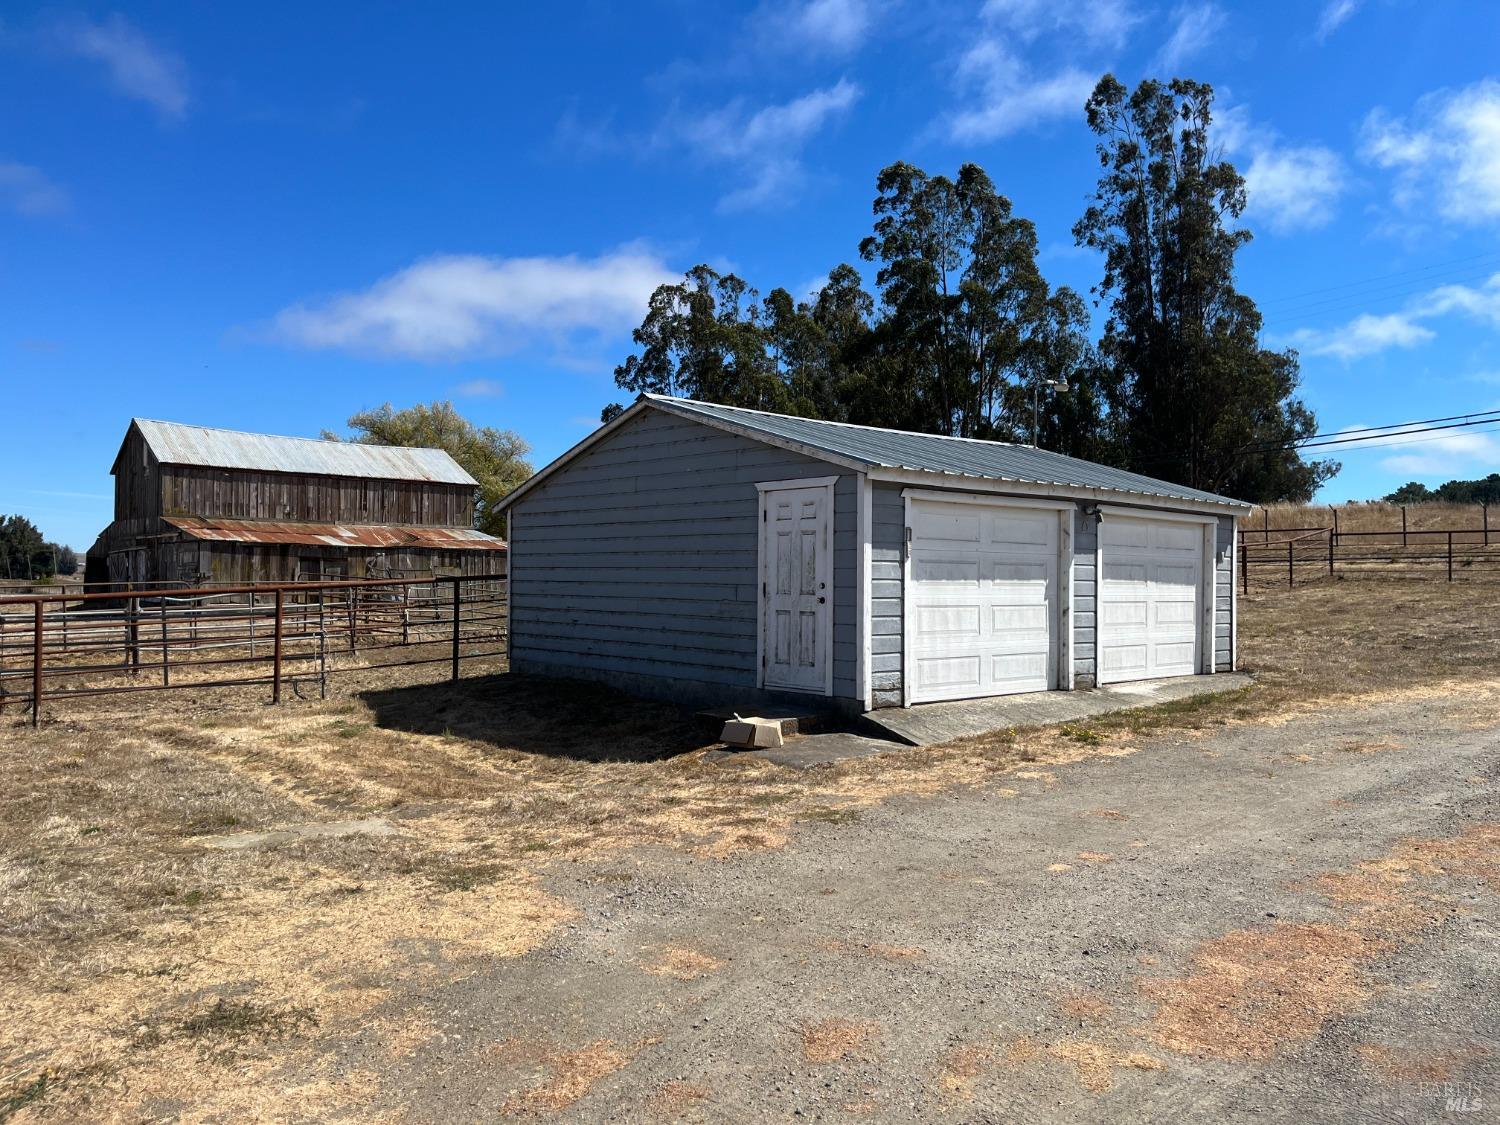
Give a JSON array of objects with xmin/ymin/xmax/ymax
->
[
  {"xmin": 1240, "ymin": 413, "xmax": 1500, "ymax": 456},
  {"xmin": 1239, "ymin": 408, "xmax": 1500, "ymax": 452},
  {"xmin": 1256, "ymin": 249, "xmax": 1500, "ymax": 310}
]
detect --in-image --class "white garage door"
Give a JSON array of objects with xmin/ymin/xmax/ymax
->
[
  {"xmin": 908, "ymin": 499, "xmax": 1058, "ymax": 704},
  {"xmin": 1099, "ymin": 515, "xmax": 1202, "ymax": 684}
]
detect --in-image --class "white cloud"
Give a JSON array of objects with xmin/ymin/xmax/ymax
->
[
  {"xmin": 1316, "ymin": 0, "xmax": 1361, "ymax": 41},
  {"xmin": 452, "ymin": 379, "xmax": 505, "ymax": 397},
  {"xmin": 49, "ymin": 14, "xmax": 188, "ymax": 119},
  {"xmin": 1153, "ymin": 4, "xmax": 1227, "ymax": 73},
  {"xmin": 1380, "ymin": 431, "xmax": 1500, "ymax": 477},
  {"xmin": 979, "ymin": 0, "xmax": 1138, "ymax": 49},
  {"xmin": 1216, "ymin": 106, "xmax": 1346, "ymax": 233},
  {"xmin": 669, "ymin": 79, "xmax": 862, "ymax": 211},
  {"xmin": 1242, "ymin": 145, "xmax": 1346, "ymax": 233},
  {"xmin": 1290, "ymin": 313, "xmax": 1434, "ymax": 360},
  {"xmin": 268, "ymin": 246, "xmax": 677, "ymax": 361},
  {"xmin": 789, "ymin": 0, "xmax": 872, "ymax": 54},
  {"xmin": 947, "ymin": 41, "xmax": 1095, "ymax": 142},
  {"xmin": 0, "ymin": 161, "xmax": 68, "ymax": 217},
  {"xmin": 1361, "ymin": 80, "xmax": 1500, "ymax": 227},
  {"xmin": 1289, "ymin": 273, "xmax": 1500, "ymax": 360}
]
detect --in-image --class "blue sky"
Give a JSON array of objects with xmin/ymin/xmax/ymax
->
[{"xmin": 4, "ymin": 1, "xmax": 1500, "ymax": 549}]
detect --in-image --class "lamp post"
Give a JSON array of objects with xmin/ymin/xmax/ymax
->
[{"xmin": 1032, "ymin": 378, "xmax": 1070, "ymax": 449}]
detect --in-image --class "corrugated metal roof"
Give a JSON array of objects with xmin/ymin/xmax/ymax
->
[
  {"xmin": 131, "ymin": 419, "xmax": 478, "ymax": 486},
  {"xmin": 163, "ymin": 517, "xmax": 507, "ymax": 550},
  {"xmin": 648, "ymin": 395, "xmax": 1250, "ymax": 509}
]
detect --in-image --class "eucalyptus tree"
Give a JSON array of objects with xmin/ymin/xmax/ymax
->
[{"xmin": 1073, "ymin": 74, "xmax": 1336, "ymax": 500}]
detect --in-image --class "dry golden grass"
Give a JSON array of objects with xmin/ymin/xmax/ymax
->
[
  {"xmin": 486, "ymin": 1036, "xmax": 638, "ymax": 1115},
  {"xmin": 801, "ymin": 1018, "xmax": 881, "ymax": 1064},
  {"xmin": 640, "ymin": 944, "xmax": 727, "ymax": 981},
  {"xmin": 1243, "ymin": 500, "xmax": 1492, "ymax": 537},
  {"xmin": 2, "ymin": 578, "xmax": 1499, "ymax": 1116}
]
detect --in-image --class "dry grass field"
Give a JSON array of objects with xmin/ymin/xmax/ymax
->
[
  {"xmin": 1242, "ymin": 500, "xmax": 1493, "ymax": 539},
  {"xmin": 2, "ymin": 577, "xmax": 1499, "ymax": 1119}
]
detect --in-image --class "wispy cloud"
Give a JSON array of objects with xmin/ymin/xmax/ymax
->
[
  {"xmin": 668, "ymin": 79, "xmax": 862, "ymax": 211},
  {"xmin": 1362, "ymin": 80, "xmax": 1500, "ymax": 228},
  {"xmin": 1380, "ymin": 431, "xmax": 1500, "ymax": 477},
  {"xmin": 781, "ymin": 0, "xmax": 874, "ymax": 54},
  {"xmin": 452, "ymin": 378, "xmax": 505, "ymax": 397},
  {"xmin": 47, "ymin": 13, "xmax": 188, "ymax": 119},
  {"xmin": 0, "ymin": 161, "xmax": 69, "ymax": 217},
  {"xmin": 266, "ymin": 245, "xmax": 677, "ymax": 362},
  {"xmin": 940, "ymin": 1, "xmax": 1130, "ymax": 143},
  {"xmin": 1153, "ymin": 4, "xmax": 1227, "ymax": 73},
  {"xmin": 1216, "ymin": 105, "xmax": 1346, "ymax": 234},
  {"xmin": 1316, "ymin": 0, "xmax": 1362, "ymax": 41},
  {"xmin": 1288, "ymin": 272, "xmax": 1500, "ymax": 360}
]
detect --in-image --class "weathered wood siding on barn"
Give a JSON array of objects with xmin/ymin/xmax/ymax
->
[
  {"xmin": 160, "ymin": 467, "xmax": 474, "ymax": 527},
  {"xmin": 508, "ymin": 409, "xmax": 858, "ymax": 703}
]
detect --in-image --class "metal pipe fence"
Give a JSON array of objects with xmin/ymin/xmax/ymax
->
[
  {"xmin": 0, "ymin": 575, "xmax": 507, "ymax": 726},
  {"xmin": 1238, "ymin": 524, "xmax": 1500, "ymax": 591}
]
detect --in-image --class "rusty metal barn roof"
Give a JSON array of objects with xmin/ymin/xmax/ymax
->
[
  {"xmin": 129, "ymin": 419, "xmax": 478, "ymax": 486},
  {"xmin": 163, "ymin": 517, "xmax": 507, "ymax": 551}
]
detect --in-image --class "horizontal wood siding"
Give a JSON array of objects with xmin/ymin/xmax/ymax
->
[
  {"xmin": 1073, "ymin": 504, "xmax": 1098, "ymax": 688},
  {"xmin": 509, "ymin": 409, "xmax": 857, "ymax": 700},
  {"xmin": 159, "ymin": 467, "xmax": 474, "ymax": 527},
  {"xmin": 869, "ymin": 482, "xmax": 905, "ymax": 708},
  {"xmin": 1215, "ymin": 515, "xmax": 1233, "ymax": 672}
]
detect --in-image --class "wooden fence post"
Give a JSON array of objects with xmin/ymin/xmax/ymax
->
[
  {"xmin": 1263, "ymin": 508, "xmax": 1269, "ymax": 543},
  {"xmin": 1241, "ymin": 531, "xmax": 1249, "ymax": 594},
  {"xmin": 1288, "ymin": 539, "xmax": 1294, "ymax": 588},
  {"xmin": 160, "ymin": 600, "xmax": 170, "ymax": 686},
  {"xmin": 450, "ymin": 577, "xmax": 461, "ymax": 682},
  {"xmin": 1331, "ymin": 507, "xmax": 1339, "ymax": 542},
  {"xmin": 32, "ymin": 600, "xmax": 43, "ymax": 728},
  {"xmin": 1401, "ymin": 505, "xmax": 1408, "ymax": 547},
  {"xmin": 1448, "ymin": 531, "xmax": 1454, "ymax": 582},
  {"xmin": 272, "ymin": 588, "xmax": 284, "ymax": 704},
  {"xmin": 1485, "ymin": 502, "xmax": 1490, "ymax": 546},
  {"xmin": 1328, "ymin": 529, "xmax": 1334, "ymax": 577}
]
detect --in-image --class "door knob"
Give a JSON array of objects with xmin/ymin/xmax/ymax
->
[{"xmin": 817, "ymin": 596, "xmax": 826, "ymax": 603}]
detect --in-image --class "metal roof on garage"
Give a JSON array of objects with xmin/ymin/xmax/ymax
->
[
  {"xmin": 126, "ymin": 419, "xmax": 478, "ymax": 486},
  {"xmin": 499, "ymin": 394, "xmax": 1249, "ymax": 512},
  {"xmin": 163, "ymin": 517, "xmax": 506, "ymax": 550}
]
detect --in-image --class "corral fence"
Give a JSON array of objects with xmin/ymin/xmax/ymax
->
[
  {"xmin": 1238, "ymin": 510, "xmax": 1499, "ymax": 590},
  {"xmin": 0, "ymin": 574, "xmax": 507, "ymax": 726}
]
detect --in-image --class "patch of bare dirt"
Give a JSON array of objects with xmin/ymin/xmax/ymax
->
[
  {"xmin": 640, "ymin": 945, "xmax": 727, "ymax": 981},
  {"xmin": 1356, "ymin": 1043, "xmax": 1492, "ymax": 1084},
  {"xmin": 801, "ymin": 1018, "xmax": 881, "ymax": 1065},
  {"xmin": 486, "ymin": 1036, "xmax": 642, "ymax": 1116}
]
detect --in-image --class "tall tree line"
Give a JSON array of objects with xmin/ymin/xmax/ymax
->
[{"xmin": 607, "ymin": 74, "xmax": 1335, "ymax": 503}]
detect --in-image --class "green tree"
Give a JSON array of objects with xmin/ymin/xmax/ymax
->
[
  {"xmin": 324, "ymin": 402, "xmax": 531, "ymax": 537},
  {"xmin": 1383, "ymin": 481, "xmax": 1434, "ymax": 504},
  {"xmin": 0, "ymin": 515, "xmax": 48, "ymax": 578},
  {"xmin": 858, "ymin": 161, "xmax": 1094, "ymax": 440},
  {"xmin": 1073, "ymin": 75, "xmax": 1337, "ymax": 502}
]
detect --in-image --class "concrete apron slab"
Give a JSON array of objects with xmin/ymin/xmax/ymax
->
[{"xmin": 861, "ymin": 672, "xmax": 1255, "ymax": 747}]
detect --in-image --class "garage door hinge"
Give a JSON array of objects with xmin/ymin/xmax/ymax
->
[{"xmin": 904, "ymin": 525, "xmax": 912, "ymax": 560}]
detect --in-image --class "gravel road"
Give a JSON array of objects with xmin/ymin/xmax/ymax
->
[{"xmin": 350, "ymin": 692, "xmax": 1499, "ymax": 1123}]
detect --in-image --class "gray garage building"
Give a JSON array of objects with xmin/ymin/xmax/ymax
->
[{"xmin": 498, "ymin": 395, "xmax": 1250, "ymax": 714}]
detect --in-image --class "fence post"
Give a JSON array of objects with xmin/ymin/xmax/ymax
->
[
  {"xmin": 1331, "ymin": 507, "xmax": 1339, "ymax": 543},
  {"xmin": 1263, "ymin": 507, "xmax": 1269, "ymax": 543},
  {"xmin": 160, "ymin": 599, "xmax": 170, "ymax": 687},
  {"xmin": 346, "ymin": 589, "xmax": 357, "ymax": 654},
  {"xmin": 32, "ymin": 600, "xmax": 43, "ymax": 728},
  {"xmin": 1328, "ymin": 529, "xmax": 1334, "ymax": 577},
  {"xmin": 272, "ymin": 588, "xmax": 284, "ymax": 704},
  {"xmin": 1448, "ymin": 531, "xmax": 1454, "ymax": 582},
  {"xmin": 127, "ymin": 589, "xmax": 140, "ymax": 675},
  {"xmin": 1241, "ymin": 531, "xmax": 1249, "ymax": 594},
  {"xmin": 1485, "ymin": 502, "xmax": 1490, "ymax": 547},
  {"xmin": 1288, "ymin": 539, "xmax": 1294, "ymax": 588},
  {"xmin": 451, "ymin": 577, "xmax": 461, "ymax": 682},
  {"xmin": 1401, "ymin": 505, "xmax": 1408, "ymax": 547}
]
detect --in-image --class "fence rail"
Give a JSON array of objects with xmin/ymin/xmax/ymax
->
[
  {"xmin": 0, "ymin": 575, "xmax": 506, "ymax": 726},
  {"xmin": 1238, "ymin": 524, "xmax": 1500, "ymax": 590}
]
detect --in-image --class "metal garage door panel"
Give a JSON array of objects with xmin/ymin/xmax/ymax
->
[
  {"xmin": 909, "ymin": 500, "xmax": 1057, "ymax": 704},
  {"xmin": 1099, "ymin": 515, "xmax": 1202, "ymax": 684}
]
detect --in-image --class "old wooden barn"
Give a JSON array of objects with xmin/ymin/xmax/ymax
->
[{"xmin": 85, "ymin": 419, "xmax": 507, "ymax": 587}]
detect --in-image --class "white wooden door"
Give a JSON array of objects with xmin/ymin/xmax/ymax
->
[
  {"xmin": 1098, "ymin": 515, "xmax": 1202, "ymax": 683},
  {"xmin": 760, "ymin": 483, "xmax": 832, "ymax": 694},
  {"xmin": 907, "ymin": 498, "xmax": 1057, "ymax": 704}
]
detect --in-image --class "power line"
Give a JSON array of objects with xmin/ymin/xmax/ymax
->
[
  {"xmin": 1240, "ymin": 408, "xmax": 1500, "ymax": 452},
  {"xmin": 1241, "ymin": 412, "xmax": 1500, "ymax": 457},
  {"xmin": 1256, "ymin": 249, "xmax": 1500, "ymax": 310}
]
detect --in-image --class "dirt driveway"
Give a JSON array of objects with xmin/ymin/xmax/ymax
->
[{"xmin": 280, "ymin": 687, "xmax": 1496, "ymax": 1122}]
